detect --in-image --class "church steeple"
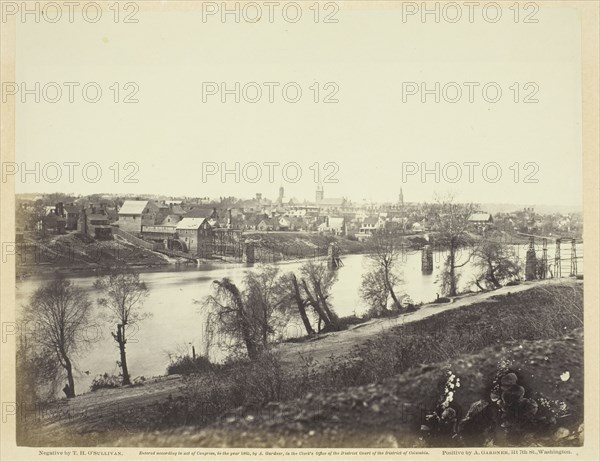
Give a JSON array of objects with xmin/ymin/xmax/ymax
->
[
  {"xmin": 399, "ymin": 187, "xmax": 404, "ymax": 206},
  {"xmin": 316, "ymin": 184, "xmax": 324, "ymax": 202}
]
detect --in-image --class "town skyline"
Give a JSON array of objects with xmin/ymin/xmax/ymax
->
[{"xmin": 15, "ymin": 186, "xmax": 583, "ymax": 214}]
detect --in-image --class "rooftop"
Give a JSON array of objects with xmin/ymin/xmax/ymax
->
[
  {"xmin": 118, "ymin": 200, "xmax": 149, "ymax": 215},
  {"xmin": 176, "ymin": 217, "xmax": 207, "ymax": 230}
]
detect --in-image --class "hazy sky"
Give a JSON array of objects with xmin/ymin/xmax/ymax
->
[{"xmin": 13, "ymin": 2, "xmax": 582, "ymax": 206}]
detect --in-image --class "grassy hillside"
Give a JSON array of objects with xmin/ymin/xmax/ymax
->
[
  {"xmin": 119, "ymin": 331, "xmax": 583, "ymax": 448},
  {"xmin": 20, "ymin": 281, "xmax": 583, "ymax": 447},
  {"xmin": 16, "ymin": 232, "xmax": 169, "ymax": 275}
]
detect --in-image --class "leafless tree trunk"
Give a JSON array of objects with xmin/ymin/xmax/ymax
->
[
  {"xmin": 114, "ymin": 324, "xmax": 131, "ymax": 385},
  {"xmin": 95, "ymin": 268, "xmax": 150, "ymax": 385},
  {"xmin": 301, "ymin": 279, "xmax": 330, "ymax": 327},
  {"xmin": 291, "ymin": 274, "xmax": 315, "ymax": 335},
  {"xmin": 368, "ymin": 229, "xmax": 404, "ymax": 310},
  {"xmin": 62, "ymin": 353, "xmax": 76, "ymax": 398}
]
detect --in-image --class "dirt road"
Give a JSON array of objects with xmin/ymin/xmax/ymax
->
[{"xmin": 277, "ymin": 279, "xmax": 574, "ymax": 367}]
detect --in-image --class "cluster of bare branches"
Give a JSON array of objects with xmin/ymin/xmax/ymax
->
[
  {"xmin": 202, "ymin": 261, "xmax": 340, "ymax": 360},
  {"xmin": 427, "ymin": 194, "xmax": 479, "ymax": 296},
  {"xmin": 22, "ymin": 277, "xmax": 93, "ymax": 398},
  {"xmin": 21, "ymin": 267, "xmax": 152, "ymax": 400},
  {"xmin": 472, "ymin": 236, "xmax": 523, "ymax": 290},
  {"xmin": 94, "ymin": 268, "xmax": 151, "ymax": 385},
  {"xmin": 360, "ymin": 229, "xmax": 404, "ymax": 314}
]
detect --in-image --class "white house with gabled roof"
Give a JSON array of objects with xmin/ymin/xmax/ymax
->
[{"xmin": 117, "ymin": 200, "xmax": 160, "ymax": 234}]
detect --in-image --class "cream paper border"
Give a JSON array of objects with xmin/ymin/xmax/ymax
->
[{"xmin": 1, "ymin": 1, "xmax": 598, "ymax": 460}]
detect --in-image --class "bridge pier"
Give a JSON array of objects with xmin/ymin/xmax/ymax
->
[
  {"xmin": 541, "ymin": 238, "xmax": 548, "ymax": 279},
  {"xmin": 244, "ymin": 241, "xmax": 255, "ymax": 264},
  {"xmin": 554, "ymin": 239, "xmax": 562, "ymax": 278},
  {"xmin": 327, "ymin": 243, "xmax": 341, "ymax": 269},
  {"xmin": 525, "ymin": 237, "xmax": 538, "ymax": 280},
  {"xmin": 570, "ymin": 239, "xmax": 578, "ymax": 276},
  {"xmin": 421, "ymin": 245, "xmax": 433, "ymax": 274}
]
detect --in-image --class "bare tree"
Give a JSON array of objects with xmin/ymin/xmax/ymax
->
[
  {"xmin": 428, "ymin": 195, "xmax": 478, "ymax": 297},
  {"xmin": 94, "ymin": 268, "xmax": 150, "ymax": 385},
  {"xmin": 360, "ymin": 266, "xmax": 398, "ymax": 316},
  {"xmin": 202, "ymin": 266, "xmax": 288, "ymax": 360},
  {"xmin": 203, "ymin": 277, "xmax": 263, "ymax": 360},
  {"xmin": 283, "ymin": 272, "xmax": 315, "ymax": 335},
  {"xmin": 473, "ymin": 237, "xmax": 522, "ymax": 290},
  {"xmin": 23, "ymin": 276, "xmax": 93, "ymax": 398},
  {"xmin": 299, "ymin": 260, "xmax": 339, "ymax": 332},
  {"xmin": 367, "ymin": 229, "xmax": 404, "ymax": 310},
  {"xmin": 243, "ymin": 265, "xmax": 290, "ymax": 347}
]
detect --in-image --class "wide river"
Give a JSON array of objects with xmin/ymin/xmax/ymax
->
[{"xmin": 15, "ymin": 241, "xmax": 582, "ymax": 393}]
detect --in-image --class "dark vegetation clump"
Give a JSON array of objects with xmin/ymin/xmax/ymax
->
[
  {"xmin": 166, "ymin": 355, "xmax": 215, "ymax": 376},
  {"xmin": 89, "ymin": 373, "xmax": 122, "ymax": 391}
]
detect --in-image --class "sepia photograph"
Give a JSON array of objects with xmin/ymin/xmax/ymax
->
[{"xmin": 1, "ymin": 1, "xmax": 598, "ymax": 460}]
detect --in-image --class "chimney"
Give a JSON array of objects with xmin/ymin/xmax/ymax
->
[{"xmin": 256, "ymin": 193, "xmax": 262, "ymax": 201}]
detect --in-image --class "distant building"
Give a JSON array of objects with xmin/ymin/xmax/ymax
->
[
  {"xmin": 314, "ymin": 185, "xmax": 348, "ymax": 213},
  {"xmin": 78, "ymin": 204, "xmax": 112, "ymax": 239},
  {"xmin": 278, "ymin": 216, "xmax": 291, "ymax": 231},
  {"xmin": 325, "ymin": 216, "xmax": 346, "ymax": 236},
  {"xmin": 175, "ymin": 217, "xmax": 214, "ymax": 256},
  {"xmin": 411, "ymin": 221, "xmax": 425, "ymax": 232},
  {"xmin": 360, "ymin": 216, "xmax": 383, "ymax": 235},
  {"xmin": 468, "ymin": 212, "xmax": 493, "ymax": 235},
  {"xmin": 468, "ymin": 212, "xmax": 493, "ymax": 224},
  {"xmin": 161, "ymin": 214, "xmax": 183, "ymax": 226},
  {"xmin": 257, "ymin": 218, "xmax": 277, "ymax": 232},
  {"xmin": 44, "ymin": 203, "xmax": 66, "ymax": 234},
  {"xmin": 117, "ymin": 200, "xmax": 161, "ymax": 235},
  {"xmin": 63, "ymin": 203, "xmax": 80, "ymax": 230},
  {"xmin": 315, "ymin": 184, "xmax": 324, "ymax": 202}
]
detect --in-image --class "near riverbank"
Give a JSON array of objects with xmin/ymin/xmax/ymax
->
[{"xmin": 19, "ymin": 278, "xmax": 583, "ymax": 447}]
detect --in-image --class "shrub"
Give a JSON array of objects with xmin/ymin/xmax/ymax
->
[
  {"xmin": 132, "ymin": 376, "xmax": 146, "ymax": 386},
  {"xmin": 166, "ymin": 355, "xmax": 213, "ymax": 376},
  {"xmin": 337, "ymin": 315, "xmax": 367, "ymax": 329},
  {"xmin": 405, "ymin": 303, "xmax": 418, "ymax": 312},
  {"xmin": 90, "ymin": 373, "xmax": 122, "ymax": 392},
  {"xmin": 227, "ymin": 351, "xmax": 287, "ymax": 406}
]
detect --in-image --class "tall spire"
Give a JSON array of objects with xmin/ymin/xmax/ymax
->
[
  {"xmin": 316, "ymin": 184, "xmax": 324, "ymax": 202},
  {"xmin": 399, "ymin": 187, "xmax": 404, "ymax": 206}
]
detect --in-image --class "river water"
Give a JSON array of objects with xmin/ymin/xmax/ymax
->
[{"xmin": 15, "ymin": 242, "xmax": 583, "ymax": 393}]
